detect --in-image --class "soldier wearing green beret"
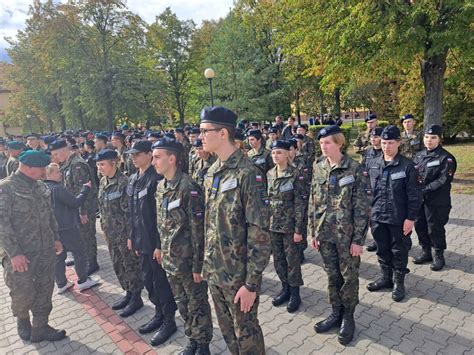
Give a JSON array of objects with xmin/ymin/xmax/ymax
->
[
  {"xmin": 0, "ymin": 150, "xmax": 66, "ymax": 342},
  {"xmin": 6, "ymin": 141, "xmax": 26, "ymax": 176},
  {"xmin": 0, "ymin": 139, "xmax": 7, "ymax": 179}
]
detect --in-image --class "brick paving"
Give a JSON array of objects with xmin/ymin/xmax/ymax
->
[{"xmin": 1, "ymin": 194, "xmax": 473, "ymax": 354}]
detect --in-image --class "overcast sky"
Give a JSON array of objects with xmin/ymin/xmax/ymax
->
[{"xmin": 0, "ymin": 0, "xmax": 234, "ymax": 61}]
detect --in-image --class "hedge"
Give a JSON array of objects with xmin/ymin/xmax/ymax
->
[{"xmin": 355, "ymin": 120, "xmax": 390, "ymax": 132}]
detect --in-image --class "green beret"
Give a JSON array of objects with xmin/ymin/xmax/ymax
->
[
  {"xmin": 7, "ymin": 141, "xmax": 26, "ymax": 151},
  {"xmin": 19, "ymin": 150, "xmax": 51, "ymax": 167}
]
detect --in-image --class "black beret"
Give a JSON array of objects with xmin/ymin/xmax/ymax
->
[
  {"xmin": 294, "ymin": 134, "xmax": 305, "ymax": 141},
  {"xmin": 164, "ymin": 132, "xmax": 176, "ymax": 139},
  {"xmin": 19, "ymin": 150, "xmax": 51, "ymax": 167},
  {"xmin": 112, "ymin": 132, "xmax": 126, "ymax": 140},
  {"xmin": 48, "ymin": 139, "xmax": 68, "ymax": 151},
  {"xmin": 130, "ymin": 133, "xmax": 143, "ymax": 141},
  {"xmin": 370, "ymin": 127, "xmax": 384, "ymax": 137},
  {"xmin": 271, "ymin": 140, "xmax": 291, "ymax": 150},
  {"xmin": 317, "ymin": 125, "xmax": 342, "ymax": 140},
  {"xmin": 189, "ymin": 128, "xmax": 201, "ymax": 135},
  {"xmin": 175, "ymin": 128, "xmax": 185, "ymax": 134},
  {"xmin": 235, "ymin": 129, "xmax": 246, "ymax": 141},
  {"xmin": 95, "ymin": 149, "xmax": 118, "ymax": 161},
  {"xmin": 26, "ymin": 133, "xmax": 40, "ymax": 139},
  {"xmin": 126, "ymin": 140, "xmax": 152, "ymax": 154},
  {"xmin": 147, "ymin": 132, "xmax": 162, "ymax": 139},
  {"xmin": 247, "ymin": 129, "xmax": 262, "ymax": 140},
  {"xmin": 152, "ymin": 137, "xmax": 183, "ymax": 153},
  {"xmin": 95, "ymin": 134, "xmax": 108, "ymax": 143},
  {"xmin": 200, "ymin": 106, "xmax": 237, "ymax": 128},
  {"xmin": 425, "ymin": 124, "xmax": 442, "ymax": 137},
  {"xmin": 401, "ymin": 114, "xmax": 415, "ymax": 122},
  {"xmin": 297, "ymin": 124, "xmax": 308, "ymax": 130},
  {"xmin": 381, "ymin": 125, "xmax": 401, "ymax": 140},
  {"xmin": 288, "ymin": 138, "xmax": 298, "ymax": 149},
  {"xmin": 365, "ymin": 114, "xmax": 377, "ymax": 122},
  {"xmin": 263, "ymin": 124, "xmax": 270, "ymax": 130},
  {"xmin": 268, "ymin": 127, "xmax": 279, "ymax": 134},
  {"xmin": 7, "ymin": 141, "xmax": 26, "ymax": 150},
  {"xmin": 193, "ymin": 139, "xmax": 203, "ymax": 148}
]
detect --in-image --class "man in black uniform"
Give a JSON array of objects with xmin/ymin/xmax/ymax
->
[
  {"xmin": 413, "ymin": 125, "xmax": 457, "ymax": 271},
  {"xmin": 126, "ymin": 141, "xmax": 178, "ymax": 346},
  {"xmin": 366, "ymin": 126, "xmax": 422, "ymax": 302}
]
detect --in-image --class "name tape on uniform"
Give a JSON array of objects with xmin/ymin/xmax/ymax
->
[
  {"xmin": 168, "ymin": 198, "xmax": 181, "ymax": 210},
  {"xmin": 390, "ymin": 171, "xmax": 406, "ymax": 180},
  {"xmin": 339, "ymin": 175, "xmax": 355, "ymax": 187},
  {"xmin": 138, "ymin": 188, "xmax": 148, "ymax": 199},
  {"xmin": 427, "ymin": 160, "xmax": 440, "ymax": 167},
  {"xmin": 221, "ymin": 178, "xmax": 238, "ymax": 192}
]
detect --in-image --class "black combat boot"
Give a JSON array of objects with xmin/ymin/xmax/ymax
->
[
  {"xmin": 366, "ymin": 241, "xmax": 377, "ymax": 252},
  {"xmin": 338, "ymin": 306, "xmax": 355, "ymax": 345},
  {"xmin": 196, "ymin": 343, "xmax": 211, "ymax": 355},
  {"xmin": 17, "ymin": 318, "xmax": 31, "ymax": 341},
  {"xmin": 87, "ymin": 259, "xmax": 100, "ymax": 275},
  {"xmin": 180, "ymin": 339, "xmax": 197, "ymax": 355},
  {"xmin": 138, "ymin": 312, "xmax": 163, "ymax": 334},
  {"xmin": 119, "ymin": 292, "xmax": 143, "ymax": 317},
  {"xmin": 430, "ymin": 249, "xmax": 445, "ymax": 271},
  {"xmin": 392, "ymin": 271, "xmax": 406, "ymax": 302},
  {"xmin": 112, "ymin": 291, "xmax": 131, "ymax": 310},
  {"xmin": 314, "ymin": 305, "xmax": 343, "ymax": 333},
  {"xmin": 413, "ymin": 247, "xmax": 433, "ymax": 264},
  {"xmin": 367, "ymin": 266, "xmax": 393, "ymax": 291},
  {"xmin": 30, "ymin": 325, "xmax": 66, "ymax": 342},
  {"xmin": 287, "ymin": 286, "xmax": 301, "ymax": 313},
  {"xmin": 272, "ymin": 282, "xmax": 290, "ymax": 306},
  {"xmin": 150, "ymin": 313, "xmax": 177, "ymax": 346}
]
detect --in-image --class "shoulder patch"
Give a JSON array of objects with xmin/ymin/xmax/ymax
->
[
  {"xmin": 256, "ymin": 175, "xmax": 263, "ymax": 183},
  {"xmin": 190, "ymin": 190, "xmax": 198, "ymax": 197}
]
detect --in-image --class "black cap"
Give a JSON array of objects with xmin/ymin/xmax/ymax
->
[
  {"xmin": 381, "ymin": 125, "xmax": 401, "ymax": 140},
  {"xmin": 126, "ymin": 140, "xmax": 152, "ymax": 154},
  {"xmin": 316, "ymin": 125, "xmax": 342, "ymax": 140},
  {"xmin": 200, "ymin": 106, "xmax": 237, "ymax": 128},
  {"xmin": 425, "ymin": 124, "xmax": 442, "ymax": 137},
  {"xmin": 271, "ymin": 140, "xmax": 291, "ymax": 150},
  {"xmin": 95, "ymin": 149, "xmax": 118, "ymax": 161},
  {"xmin": 247, "ymin": 129, "xmax": 262, "ymax": 140},
  {"xmin": 48, "ymin": 139, "xmax": 68, "ymax": 152},
  {"xmin": 370, "ymin": 127, "xmax": 384, "ymax": 137},
  {"xmin": 401, "ymin": 114, "xmax": 415, "ymax": 122},
  {"xmin": 193, "ymin": 139, "xmax": 203, "ymax": 148},
  {"xmin": 365, "ymin": 114, "xmax": 377, "ymax": 123},
  {"xmin": 152, "ymin": 137, "xmax": 183, "ymax": 153},
  {"xmin": 268, "ymin": 127, "xmax": 279, "ymax": 134}
]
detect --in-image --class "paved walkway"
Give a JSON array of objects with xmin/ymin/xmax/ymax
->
[{"xmin": 1, "ymin": 194, "xmax": 473, "ymax": 354}]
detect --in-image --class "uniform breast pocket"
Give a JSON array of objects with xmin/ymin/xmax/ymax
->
[
  {"xmin": 313, "ymin": 176, "xmax": 327, "ymax": 200},
  {"xmin": 12, "ymin": 191, "xmax": 33, "ymax": 216}
]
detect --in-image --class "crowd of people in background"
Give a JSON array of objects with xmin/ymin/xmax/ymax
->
[{"xmin": 0, "ymin": 107, "xmax": 457, "ymax": 354}]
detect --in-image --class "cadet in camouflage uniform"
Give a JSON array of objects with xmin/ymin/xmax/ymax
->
[
  {"xmin": 175, "ymin": 128, "xmax": 192, "ymax": 173},
  {"xmin": 0, "ymin": 138, "xmax": 8, "ymax": 179},
  {"xmin": 247, "ymin": 129, "xmax": 274, "ymax": 174},
  {"xmin": 265, "ymin": 126, "xmax": 279, "ymax": 150},
  {"xmin": 5, "ymin": 141, "xmax": 25, "ymax": 176},
  {"xmin": 200, "ymin": 106, "xmax": 271, "ymax": 355},
  {"xmin": 152, "ymin": 138, "xmax": 213, "ymax": 355},
  {"xmin": 267, "ymin": 140, "xmax": 307, "ymax": 313},
  {"xmin": 296, "ymin": 124, "xmax": 316, "ymax": 166},
  {"xmin": 0, "ymin": 150, "xmax": 66, "ymax": 342},
  {"xmin": 96, "ymin": 149, "xmax": 144, "ymax": 317},
  {"xmin": 308, "ymin": 125, "xmax": 372, "ymax": 346},
  {"xmin": 190, "ymin": 139, "xmax": 217, "ymax": 188},
  {"xmin": 399, "ymin": 114, "xmax": 423, "ymax": 160},
  {"xmin": 49, "ymin": 139, "xmax": 99, "ymax": 274},
  {"xmin": 353, "ymin": 114, "xmax": 378, "ymax": 159}
]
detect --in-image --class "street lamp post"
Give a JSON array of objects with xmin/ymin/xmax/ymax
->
[
  {"xmin": 204, "ymin": 68, "xmax": 215, "ymax": 106},
  {"xmin": 26, "ymin": 114, "xmax": 32, "ymax": 133}
]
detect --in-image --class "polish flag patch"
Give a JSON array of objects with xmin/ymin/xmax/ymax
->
[{"xmin": 256, "ymin": 175, "xmax": 263, "ymax": 182}]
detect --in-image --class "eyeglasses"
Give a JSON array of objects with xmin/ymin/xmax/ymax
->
[{"xmin": 199, "ymin": 128, "xmax": 222, "ymax": 135}]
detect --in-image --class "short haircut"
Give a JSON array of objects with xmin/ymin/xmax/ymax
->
[
  {"xmin": 329, "ymin": 133, "xmax": 346, "ymax": 151},
  {"xmin": 164, "ymin": 149, "xmax": 183, "ymax": 167},
  {"xmin": 46, "ymin": 163, "xmax": 60, "ymax": 175},
  {"xmin": 212, "ymin": 124, "xmax": 235, "ymax": 142}
]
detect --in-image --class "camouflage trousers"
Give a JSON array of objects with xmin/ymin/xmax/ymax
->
[
  {"xmin": 319, "ymin": 241, "xmax": 360, "ymax": 308},
  {"xmin": 209, "ymin": 283, "xmax": 265, "ymax": 355},
  {"xmin": 105, "ymin": 235, "xmax": 143, "ymax": 293},
  {"xmin": 79, "ymin": 211, "xmax": 97, "ymax": 265},
  {"xmin": 270, "ymin": 232, "xmax": 303, "ymax": 287},
  {"xmin": 167, "ymin": 274, "xmax": 213, "ymax": 344},
  {"xmin": 3, "ymin": 249, "xmax": 55, "ymax": 327},
  {"xmin": 298, "ymin": 214, "xmax": 309, "ymax": 252}
]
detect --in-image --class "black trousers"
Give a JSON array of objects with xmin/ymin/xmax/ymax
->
[
  {"xmin": 415, "ymin": 203, "xmax": 451, "ymax": 250},
  {"xmin": 141, "ymin": 254, "xmax": 177, "ymax": 317},
  {"xmin": 371, "ymin": 221, "xmax": 412, "ymax": 274},
  {"xmin": 56, "ymin": 228, "xmax": 88, "ymax": 286}
]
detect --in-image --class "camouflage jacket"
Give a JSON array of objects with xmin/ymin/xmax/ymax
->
[
  {"xmin": 248, "ymin": 146, "xmax": 274, "ymax": 174},
  {"xmin": 353, "ymin": 129, "xmax": 371, "ymax": 155},
  {"xmin": 308, "ymin": 155, "xmax": 372, "ymax": 247},
  {"xmin": 191, "ymin": 155, "xmax": 216, "ymax": 188},
  {"xmin": 181, "ymin": 140, "xmax": 192, "ymax": 173},
  {"xmin": 203, "ymin": 149, "xmax": 271, "ymax": 290},
  {"xmin": 98, "ymin": 170, "xmax": 130, "ymax": 240},
  {"xmin": 399, "ymin": 130, "xmax": 423, "ymax": 160},
  {"xmin": 267, "ymin": 165, "xmax": 308, "ymax": 234},
  {"xmin": 61, "ymin": 153, "xmax": 98, "ymax": 214},
  {"xmin": 293, "ymin": 153, "xmax": 313, "ymax": 195},
  {"xmin": 301, "ymin": 135, "xmax": 317, "ymax": 165},
  {"xmin": 0, "ymin": 172, "xmax": 59, "ymax": 258},
  {"xmin": 5, "ymin": 156, "xmax": 19, "ymax": 176},
  {"xmin": 0, "ymin": 152, "xmax": 7, "ymax": 179},
  {"xmin": 156, "ymin": 170, "xmax": 205, "ymax": 276}
]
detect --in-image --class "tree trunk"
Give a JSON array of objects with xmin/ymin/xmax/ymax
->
[
  {"xmin": 421, "ymin": 50, "xmax": 447, "ymax": 128},
  {"xmin": 104, "ymin": 80, "xmax": 114, "ymax": 131},
  {"xmin": 295, "ymin": 90, "xmax": 301, "ymax": 125},
  {"xmin": 334, "ymin": 87, "xmax": 341, "ymax": 118},
  {"xmin": 78, "ymin": 107, "xmax": 86, "ymax": 130}
]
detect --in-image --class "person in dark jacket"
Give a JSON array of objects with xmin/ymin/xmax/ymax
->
[
  {"xmin": 125, "ymin": 141, "xmax": 177, "ymax": 346},
  {"xmin": 413, "ymin": 125, "xmax": 457, "ymax": 271},
  {"xmin": 366, "ymin": 126, "xmax": 422, "ymax": 302},
  {"xmin": 44, "ymin": 163, "xmax": 98, "ymax": 293}
]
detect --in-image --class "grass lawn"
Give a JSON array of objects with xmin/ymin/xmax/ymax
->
[{"xmin": 445, "ymin": 142, "xmax": 474, "ymax": 195}]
